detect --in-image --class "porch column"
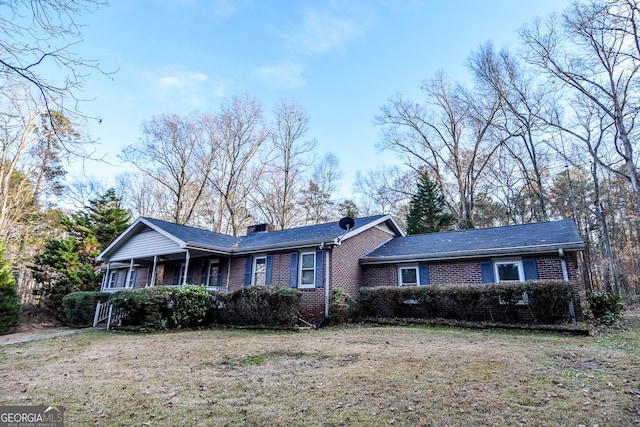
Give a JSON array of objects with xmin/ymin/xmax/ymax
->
[
  {"xmin": 102, "ymin": 263, "xmax": 111, "ymax": 292},
  {"xmin": 150, "ymin": 255, "xmax": 158, "ymax": 287},
  {"xmin": 182, "ymin": 250, "xmax": 190, "ymax": 286},
  {"xmin": 127, "ymin": 259, "xmax": 134, "ymax": 288}
]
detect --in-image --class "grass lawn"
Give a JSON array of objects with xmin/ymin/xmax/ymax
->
[{"xmin": 1, "ymin": 314, "xmax": 639, "ymax": 426}]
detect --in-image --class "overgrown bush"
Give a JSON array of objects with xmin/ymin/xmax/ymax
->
[
  {"xmin": 587, "ymin": 291, "xmax": 624, "ymax": 325},
  {"xmin": 329, "ymin": 287, "xmax": 355, "ymax": 323},
  {"xmin": 212, "ymin": 286, "xmax": 302, "ymax": 326},
  {"xmin": 61, "ymin": 291, "xmax": 110, "ymax": 326},
  {"xmin": 360, "ymin": 281, "xmax": 578, "ymax": 324},
  {"xmin": 173, "ymin": 286, "xmax": 212, "ymax": 327},
  {"xmin": 109, "ymin": 287, "xmax": 175, "ymax": 329}
]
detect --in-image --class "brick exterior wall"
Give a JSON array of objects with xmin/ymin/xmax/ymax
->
[
  {"xmin": 330, "ymin": 226, "xmax": 396, "ymax": 303},
  {"xmin": 362, "ymin": 253, "xmax": 580, "ymax": 287}
]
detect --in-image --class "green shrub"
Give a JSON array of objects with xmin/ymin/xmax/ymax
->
[
  {"xmin": 109, "ymin": 287, "xmax": 175, "ymax": 329},
  {"xmin": 61, "ymin": 291, "xmax": 110, "ymax": 326},
  {"xmin": 329, "ymin": 287, "xmax": 355, "ymax": 323},
  {"xmin": 173, "ymin": 286, "xmax": 212, "ymax": 327},
  {"xmin": 587, "ymin": 291, "xmax": 624, "ymax": 325},
  {"xmin": 213, "ymin": 286, "xmax": 302, "ymax": 326},
  {"xmin": 360, "ymin": 281, "xmax": 578, "ymax": 324}
]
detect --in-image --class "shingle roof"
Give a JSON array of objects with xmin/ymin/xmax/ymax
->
[
  {"xmin": 143, "ymin": 217, "xmax": 240, "ymax": 249},
  {"xmin": 361, "ymin": 219, "xmax": 585, "ymax": 264}
]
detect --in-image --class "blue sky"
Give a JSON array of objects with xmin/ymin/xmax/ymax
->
[{"xmin": 70, "ymin": 0, "xmax": 571, "ymax": 198}]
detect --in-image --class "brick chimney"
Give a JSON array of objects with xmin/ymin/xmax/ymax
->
[{"xmin": 246, "ymin": 223, "xmax": 275, "ymax": 235}]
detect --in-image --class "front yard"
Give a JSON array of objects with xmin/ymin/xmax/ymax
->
[{"xmin": 1, "ymin": 314, "xmax": 639, "ymax": 426}]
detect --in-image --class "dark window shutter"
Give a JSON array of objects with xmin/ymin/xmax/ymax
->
[
  {"xmin": 265, "ymin": 255, "xmax": 273, "ymax": 285},
  {"xmin": 216, "ymin": 266, "xmax": 223, "ymax": 288},
  {"xmin": 480, "ymin": 261, "xmax": 495, "ymax": 284},
  {"xmin": 289, "ymin": 252, "xmax": 298, "ymax": 288},
  {"xmin": 315, "ymin": 250, "xmax": 324, "ymax": 288},
  {"xmin": 200, "ymin": 262, "xmax": 206, "ymax": 285},
  {"xmin": 522, "ymin": 258, "xmax": 538, "ymax": 281},
  {"xmin": 244, "ymin": 257, "xmax": 253, "ymax": 286},
  {"xmin": 419, "ymin": 264, "xmax": 430, "ymax": 285}
]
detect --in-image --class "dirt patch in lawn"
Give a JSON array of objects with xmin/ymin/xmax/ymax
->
[{"xmin": 1, "ymin": 314, "xmax": 639, "ymax": 426}]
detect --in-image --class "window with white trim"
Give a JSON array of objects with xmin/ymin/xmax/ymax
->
[
  {"xmin": 299, "ymin": 252, "xmax": 316, "ymax": 288},
  {"xmin": 253, "ymin": 256, "xmax": 267, "ymax": 286},
  {"xmin": 494, "ymin": 260, "xmax": 524, "ymax": 282},
  {"xmin": 107, "ymin": 271, "xmax": 118, "ymax": 288},
  {"xmin": 127, "ymin": 270, "xmax": 137, "ymax": 288},
  {"xmin": 398, "ymin": 266, "xmax": 419, "ymax": 286},
  {"xmin": 206, "ymin": 260, "xmax": 220, "ymax": 287},
  {"xmin": 494, "ymin": 259, "xmax": 529, "ymax": 304}
]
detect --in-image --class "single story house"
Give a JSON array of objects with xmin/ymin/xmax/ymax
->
[{"xmin": 97, "ymin": 214, "xmax": 585, "ymax": 318}]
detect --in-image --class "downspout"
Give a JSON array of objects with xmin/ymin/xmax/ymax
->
[
  {"xmin": 226, "ymin": 256, "xmax": 232, "ymax": 291},
  {"xmin": 559, "ymin": 248, "xmax": 576, "ymax": 323},
  {"xmin": 324, "ymin": 249, "xmax": 331, "ymax": 318}
]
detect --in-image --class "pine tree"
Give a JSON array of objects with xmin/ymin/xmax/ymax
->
[
  {"xmin": 406, "ymin": 171, "xmax": 455, "ymax": 235},
  {"xmin": 0, "ymin": 242, "xmax": 20, "ymax": 334},
  {"xmin": 31, "ymin": 189, "xmax": 131, "ymax": 316}
]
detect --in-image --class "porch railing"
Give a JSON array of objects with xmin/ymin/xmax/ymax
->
[{"xmin": 93, "ymin": 301, "xmax": 126, "ymax": 330}]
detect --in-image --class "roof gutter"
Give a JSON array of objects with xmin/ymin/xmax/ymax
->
[{"xmin": 359, "ymin": 242, "xmax": 586, "ymax": 265}]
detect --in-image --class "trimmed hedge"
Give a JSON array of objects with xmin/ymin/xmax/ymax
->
[
  {"xmin": 211, "ymin": 286, "xmax": 302, "ymax": 327},
  {"xmin": 107, "ymin": 285, "xmax": 302, "ymax": 330},
  {"xmin": 360, "ymin": 281, "xmax": 577, "ymax": 324},
  {"xmin": 61, "ymin": 291, "xmax": 111, "ymax": 327}
]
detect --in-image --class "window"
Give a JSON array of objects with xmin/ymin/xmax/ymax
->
[
  {"xmin": 299, "ymin": 252, "xmax": 316, "ymax": 288},
  {"xmin": 127, "ymin": 270, "xmax": 137, "ymax": 288},
  {"xmin": 398, "ymin": 266, "xmax": 419, "ymax": 286},
  {"xmin": 206, "ymin": 260, "xmax": 219, "ymax": 287},
  {"xmin": 494, "ymin": 260, "xmax": 524, "ymax": 282},
  {"xmin": 107, "ymin": 271, "xmax": 118, "ymax": 289},
  {"xmin": 176, "ymin": 263, "xmax": 192, "ymax": 285},
  {"xmin": 253, "ymin": 256, "xmax": 266, "ymax": 286}
]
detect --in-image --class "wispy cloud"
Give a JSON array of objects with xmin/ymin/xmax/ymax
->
[
  {"xmin": 142, "ymin": 68, "xmax": 209, "ymax": 106},
  {"xmin": 287, "ymin": 4, "xmax": 370, "ymax": 54},
  {"xmin": 254, "ymin": 62, "xmax": 306, "ymax": 89}
]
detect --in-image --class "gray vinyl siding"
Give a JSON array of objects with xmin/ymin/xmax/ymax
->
[{"xmin": 108, "ymin": 230, "xmax": 182, "ymax": 261}]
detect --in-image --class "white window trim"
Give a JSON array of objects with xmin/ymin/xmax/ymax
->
[
  {"xmin": 298, "ymin": 252, "xmax": 316, "ymax": 289},
  {"xmin": 493, "ymin": 258, "xmax": 529, "ymax": 304},
  {"xmin": 494, "ymin": 259, "xmax": 525, "ymax": 283},
  {"xmin": 206, "ymin": 259, "xmax": 220, "ymax": 288},
  {"xmin": 107, "ymin": 271, "xmax": 118, "ymax": 289},
  {"xmin": 127, "ymin": 269, "xmax": 137, "ymax": 288},
  {"xmin": 252, "ymin": 256, "xmax": 267, "ymax": 286},
  {"xmin": 398, "ymin": 265, "xmax": 419, "ymax": 287}
]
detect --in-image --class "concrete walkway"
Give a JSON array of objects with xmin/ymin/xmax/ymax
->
[{"xmin": 0, "ymin": 327, "xmax": 96, "ymax": 347}]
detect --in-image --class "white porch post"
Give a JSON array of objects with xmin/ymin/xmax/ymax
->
[
  {"xmin": 182, "ymin": 250, "xmax": 190, "ymax": 286},
  {"xmin": 102, "ymin": 263, "xmax": 111, "ymax": 292},
  {"xmin": 126, "ymin": 259, "xmax": 134, "ymax": 288},
  {"xmin": 150, "ymin": 255, "xmax": 158, "ymax": 287}
]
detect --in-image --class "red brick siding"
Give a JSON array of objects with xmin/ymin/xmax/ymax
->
[
  {"xmin": 331, "ymin": 226, "xmax": 396, "ymax": 302},
  {"xmin": 362, "ymin": 253, "xmax": 579, "ymax": 286}
]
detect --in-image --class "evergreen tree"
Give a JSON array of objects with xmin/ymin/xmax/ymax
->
[
  {"xmin": 31, "ymin": 189, "xmax": 131, "ymax": 316},
  {"xmin": 0, "ymin": 242, "xmax": 20, "ymax": 334},
  {"xmin": 406, "ymin": 171, "xmax": 455, "ymax": 235}
]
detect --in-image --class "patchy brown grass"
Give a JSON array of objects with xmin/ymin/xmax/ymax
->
[{"xmin": 1, "ymin": 314, "xmax": 639, "ymax": 426}]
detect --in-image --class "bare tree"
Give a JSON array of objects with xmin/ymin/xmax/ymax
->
[
  {"xmin": 354, "ymin": 165, "xmax": 414, "ymax": 226},
  {"xmin": 301, "ymin": 153, "xmax": 343, "ymax": 224},
  {"xmin": 120, "ymin": 113, "xmax": 212, "ymax": 225},
  {"xmin": 205, "ymin": 94, "xmax": 269, "ymax": 235},
  {"xmin": 521, "ymin": 0, "xmax": 640, "ymax": 214},
  {"xmin": 469, "ymin": 43, "xmax": 555, "ymax": 221},
  {"xmin": 252, "ymin": 98, "xmax": 316, "ymax": 229},
  {"xmin": 376, "ymin": 72, "xmax": 504, "ymax": 228},
  {"xmin": 1, "ymin": 0, "xmax": 107, "ymax": 120}
]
